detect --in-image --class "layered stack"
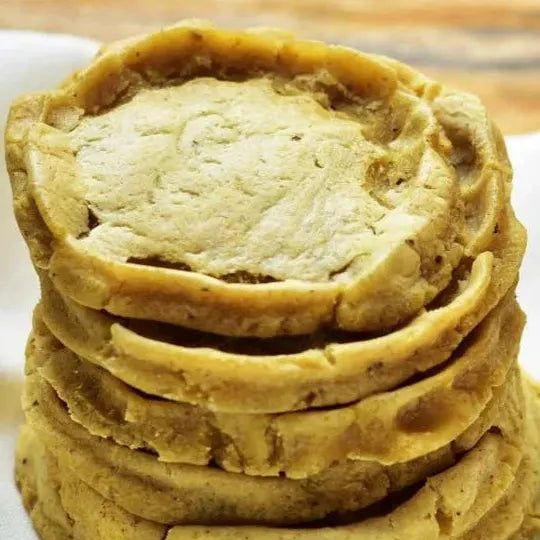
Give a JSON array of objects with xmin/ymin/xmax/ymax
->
[{"xmin": 6, "ymin": 21, "xmax": 539, "ymax": 539}]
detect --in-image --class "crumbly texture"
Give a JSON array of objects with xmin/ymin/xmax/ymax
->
[
  {"xmin": 15, "ymin": 424, "xmax": 166, "ymax": 540},
  {"xmin": 165, "ymin": 415, "xmax": 540, "ymax": 539},
  {"xmin": 16, "ymin": 395, "xmax": 537, "ymax": 540},
  {"xmin": 5, "ymin": 21, "xmax": 512, "ymax": 337},
  {"xmin": 456, "ymin": 381, "xmax": 540, "ymax": 540},
  {"xmin": 21, "ymin": 354, "xmax": 526, "ymax": 526},
  {"xmin": 72, "ymin": 78, "xmax": 434, "ymax": 283},
  {"xmin": 31, "ymin": 289, "xmax": 523, "ymax": 478},
  {"xmin": 38, "ymin": 205, "xmax": 526, "ymax": 414}
]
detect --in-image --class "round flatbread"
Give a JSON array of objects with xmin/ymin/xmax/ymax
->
[
  {"xmin": 145, "ymin": 381, "xmax": 540, "ymax": 538},
  {"xmin": 16, "ymin": 406, "xmax": 538, "ymax": 540},
  {"xmin": 16, "ymin": 416, "xmax": 530, "ymax": 540},
  {"xmin": 165, "ymin": 430, "xmax": 538, "ymax": 539},
  {"xmin": 22, "ymin": 362, "xmax": 525, "ymax": 526},
  {"xmin": 38, "ymin": 205, "xmax": 525, "ymax": 413},
  {"xmin": 6, "ymin": 21, "xmax": 511, "ymax": 337},
  {"xmin": 15, "ymin": 424, "xmax": 167, "ymax": 540},
  {"xmin": 30, "ymin": 289, "xmax": 523, "ymax": 478},
  {"xmin": 444, "ymin": 380, "xmax": 540, "ymax": 540},
  {"xmin": 16, "ymin": 376, "xmax": 538, "ymax": 538}
]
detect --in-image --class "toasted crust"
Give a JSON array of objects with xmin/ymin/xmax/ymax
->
[
  {"xmin": 22, "ymin": 352, "xmax": 528, "ymax": 527},
  {"xmin": 164, "ymin": 397, "xmax": 539, "ymax": 539},
  {"xmin": 16, "ymin": 386, "xmax": 536, "ymax": 539},
  {"xmin": 38, "ymin": 205, "xmax": 526, "ymax": 413},
  {"xmin": 29, "ymin": 287, "xmax": 524, "ymax": 478},
  {"xmin": 5, "ymin": 21, "xmax": 512, "ymax": 337},
  {"xmin": 15, "ymin": 424, "xmax": 166, "ymax": 540}
]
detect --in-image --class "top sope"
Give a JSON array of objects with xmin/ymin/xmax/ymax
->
[{"xmin": 6, "ymin": 21, "xmax": 510, "ymax": 337}]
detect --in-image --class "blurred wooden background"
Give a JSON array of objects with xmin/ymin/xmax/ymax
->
[{"xmin": 1, "ymin": 0, "xmax": 539, "ymax": 133}]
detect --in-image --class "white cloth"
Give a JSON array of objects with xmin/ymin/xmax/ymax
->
[
  {"xmin": 0, "ymin": 30, "xmax": 538, "ymax": 539},
  {"xmin": 0, "ymin": 31, "xmax": 99, "ymax": 540}
]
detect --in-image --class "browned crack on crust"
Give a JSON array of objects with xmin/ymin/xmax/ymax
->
[
  {"xmin": 291, "ymin": 390, "xmax": 321, "ymax": 411},
  {"xmin": 434, "ymin": 497, "xmax": 453, "ymax": 536},
  {"xmin": 264, "ymin": 423, "xmax": 283, "ymax": 474},
  {"xmin": 207, "ymin": 423, "xmax": 245, "ymax": 473},
  {"xmin": 322, "ymin": 347, "xmax": 337, "ymax": 366}
]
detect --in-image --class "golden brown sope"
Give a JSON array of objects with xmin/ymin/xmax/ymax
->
[
  {"xmin": 31, "ymin": 289, "xmax": 523, "ymax": 479},
  {"xmin": 15, "ymin": 412, "xmax": 537, "ymax": 540},
  {"xmin": 6, "ymin": 21, "xmax": 510, "ymax": 338},
  {"xmin": 22, "ymin": 357, "xmax": 525, "ymax": 527},
  {"xmin": 15, "ymin": 425, "xmax": 168, "ymax": 540},
  {"xmin": 38, "ymin": 206, "xmax": 525, "ymax": 413}
]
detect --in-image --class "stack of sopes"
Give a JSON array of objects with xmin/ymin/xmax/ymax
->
[{"xmin": 6, "ymin": 21, "xmax": 539, "ymax": 540}]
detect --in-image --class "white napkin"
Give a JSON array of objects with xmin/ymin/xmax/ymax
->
[
  {"xmin": 0, "ymin": 31, "xmax": 99, "ymax": 540},
  {"xmin": 0, "ymin": 30, "xmax": 538, "ymax": 539}
]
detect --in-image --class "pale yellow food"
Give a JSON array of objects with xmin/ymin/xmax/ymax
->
[
  {"xmin": 16, "ymin": 413, "xmax": 539, "ymax": 540},
  {"xmin": 511, "ymin": 501, "xmax": 540, "ymax": 540},
  {"xmin": 15, "ymin": 424, "xmax": 167, "ymax": 540},
  {"xmin": 5, "ymin": 21, "xmax": 512, "ymax": 337},
  {"xmin": 510, "ymin": 379, "xmax": 540, "ymax": 539},
  {"xmin": 39, "ymin": 205, "xmax": 525, "ymax": 413},
  {"xmin": 458, "ymin": 456, "xmax": 539, "ymax": 539},
  {"xmin": 31, "ymin": 290, "xmax": 523, "ymax": 478},
  {"xmin": 165, "ymin": 433, "xmax": 539, "ymax": 539},
  {"xmin": 15, "ymin": 427, "xmax": 72, "ymax": 540},
  {"xmin": 16, "ymin": 408, "xmax": 539, "ymax": 540},
  {"xmin": 145, "ymin": 381, "xmax": 540, "ymax": 539},
  {"xmin": 457, "ymin": 379, "xmax": 540, "ymax": 540},
  {"xmin": 17, "ymin": 418, "xmax": 533, "ymax": 540},
  {"xmin": 22, "ymin": 360, "xmax": 525, "ymax": 526}
]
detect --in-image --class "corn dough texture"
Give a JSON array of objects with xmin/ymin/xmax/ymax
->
[
  {"xmin": 5, "ymin": 21, "xmax": 512, "ymax": 337},
  {"xmin": 6, "ymin": 20, "xmax": 535, "ymax": 540},
  {"xmin": 73, "ymin": 78, "xmax": 436, "ymax": 282}
]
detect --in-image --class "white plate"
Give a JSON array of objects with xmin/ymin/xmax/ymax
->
[{"xmin": 0, "ymin": 30, "xmax": 538, "ymax": 540}]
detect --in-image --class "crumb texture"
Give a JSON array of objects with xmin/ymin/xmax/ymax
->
[{"xmin": 72, "ymin": 77, "xmax": 437, "ymax": 282}]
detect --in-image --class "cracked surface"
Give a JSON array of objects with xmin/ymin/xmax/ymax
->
[
  {"xmin": 15, "ymin": 424, "xmax": 167, "ymax": 540},
  {"xmin": 5, "ymin": 21, "xmax": 515, "ymax": 337},
  {"xmin": 71, "ymin": 77, "xmax": 431, "ymax": 284},
  {"xmin": 16, "ymin": 377, "xmax": 537, "ymax": 539},
  {"xmin": 21, "ymin": 373, "xmax": 450, "ymax": 526},
  {"xmin": 38, "ymin": 205, "xmax": 526, "ymax": 413},
  {"xmin": 29, "ymin": 294, "xmax": 523, "ymax": 478},
  {"xmin": 21, "ymin": 345, "xmax": 526, "ymax": 526}
]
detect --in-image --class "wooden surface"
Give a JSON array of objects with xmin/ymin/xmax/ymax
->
[{"xmin": 1, "ymin": 0, "xmax": 539, "ymax": 133}]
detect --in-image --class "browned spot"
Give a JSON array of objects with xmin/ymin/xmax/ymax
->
[
  {"xmin": 435, "ymin": 508, "xmax": 453, "ymax": 535},
  {"xmin": 396, "ymin": 390, "xmax": 453, "ymax": 433},
  {"xmin": 339, "ymin": 422, "xmax": 363, "ymax": 452},
  {"xmin": 126, "ymin": 256, "xmax": 192, "ymax": 271},
  {"xmin": 366, "ymin": 361, "xmax": 384, "ymax": 374},
  {"xmin": 451, "ymin": 362, "xmax": 490, "ymax": 391}
]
